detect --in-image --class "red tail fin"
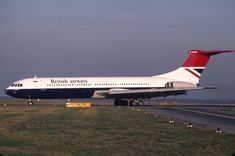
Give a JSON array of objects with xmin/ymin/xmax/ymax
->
[
  {"xmin": 155, "ymin": 49, "xmax": 235, "ymax": 84},
  {"xmin": 182, "ymin": 50, "xmax": 235, "ymax": 67}
]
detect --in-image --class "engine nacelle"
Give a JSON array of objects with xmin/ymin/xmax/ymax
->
[{"xmin": 165, "ymin": 81, "xmax": 197, "ymax": 88}]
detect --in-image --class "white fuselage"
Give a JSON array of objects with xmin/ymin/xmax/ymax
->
[{"xmin": 5, "ymin": 76, "xmax": 173, "ymax": 99}]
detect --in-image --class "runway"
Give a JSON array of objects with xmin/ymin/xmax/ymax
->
[{"xmin": 142, "ymin": 104, "xmax": 235, "ymax": 134}]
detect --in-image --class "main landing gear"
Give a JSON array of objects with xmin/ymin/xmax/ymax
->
[
  {"xmin": 129, "ymin": 99, "xmax": 144, "ymax": 106},
  {"xmin": 114, "ymin": 99, "xmax": 144, "ymax": 106}
]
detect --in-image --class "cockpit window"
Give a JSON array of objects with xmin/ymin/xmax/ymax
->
[{"xmin": 12, "ymin": 83, "xmax": 23, "ymax": 87}]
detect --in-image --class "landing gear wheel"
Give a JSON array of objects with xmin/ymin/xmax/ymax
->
[
  {"xmin": 128, "ymin": 100, "xmax": 144, "ymax": 106},
  {"xmin": 28, "ymin": 101, "xmax": 33, "ymax": 106},
  {"xmin": 139, "ymin": 100, "xmax": 144, "ymax": 106},
  {"xmin": 128, "ymin": 100, "xmax": 134, "ymax": 106}
]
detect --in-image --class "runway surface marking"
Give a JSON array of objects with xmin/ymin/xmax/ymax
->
[{"xmin": 172, "ymin": 107, "xmax": 235, "ymax": 120}]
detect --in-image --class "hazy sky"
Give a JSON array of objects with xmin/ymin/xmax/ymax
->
[{"xmin": 1, "ymin": 0, "xmax": 235, "ymax": 99}]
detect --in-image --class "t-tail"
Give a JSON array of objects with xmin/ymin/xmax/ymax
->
[{"xmin": 154, "ymin": 50, "xmax": 235, "ymax": 85}]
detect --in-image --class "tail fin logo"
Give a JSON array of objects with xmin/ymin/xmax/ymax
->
[
  {"xmin": 184, "ymin": 67, "xmax": 204, "ymax": 79},
  {"xmin": 194, "ymin": 69, "xmax": 204, "ymax": 74}
]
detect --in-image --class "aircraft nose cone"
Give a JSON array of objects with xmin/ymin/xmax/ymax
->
[
  {"xmin": 4, "ymin": 89, "xmax": 8, "ymax": 94},
  {"xmin": 4, "ymin": 88, "xmax": 13, "ymax": 95},
  {"xmin": 4, "ymin": 88, "xmax": 18, "ymax": 98}
]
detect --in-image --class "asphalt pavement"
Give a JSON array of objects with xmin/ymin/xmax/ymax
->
[{"xmin": 142, "ymin": 104, "xmax": 235, "ymax": 134}]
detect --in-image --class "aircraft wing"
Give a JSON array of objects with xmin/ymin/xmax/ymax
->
[{"xmin": 106, "ymin": 86, "xmax": 216, "ymax": 99}]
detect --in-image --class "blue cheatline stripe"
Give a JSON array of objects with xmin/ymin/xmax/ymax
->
[{"xmin": 5, "ymin": 87, "xmax": 153, "ymax": 99}]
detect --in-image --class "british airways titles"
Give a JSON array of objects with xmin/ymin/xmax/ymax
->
[{"xmin": 50, "ymin": 79, "xmax": 88, "ymax": 84}]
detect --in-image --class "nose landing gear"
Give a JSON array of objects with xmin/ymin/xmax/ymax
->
[{"xmin": 28, "ymin": 100, "xmax": 33, "ymax": 106}]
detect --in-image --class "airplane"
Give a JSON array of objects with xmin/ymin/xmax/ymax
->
[{"xmin": 4, "ymin": 49, "xmax": 235, "ymax": 106}]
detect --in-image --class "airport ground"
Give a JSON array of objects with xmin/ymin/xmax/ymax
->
[
  {"xmin": 142, "ymin": 104, "xmax": 235, "ymax": 134},
  {"xmin": 0, "ymin": 99, "xmax": 235, "ymax": 156}
]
